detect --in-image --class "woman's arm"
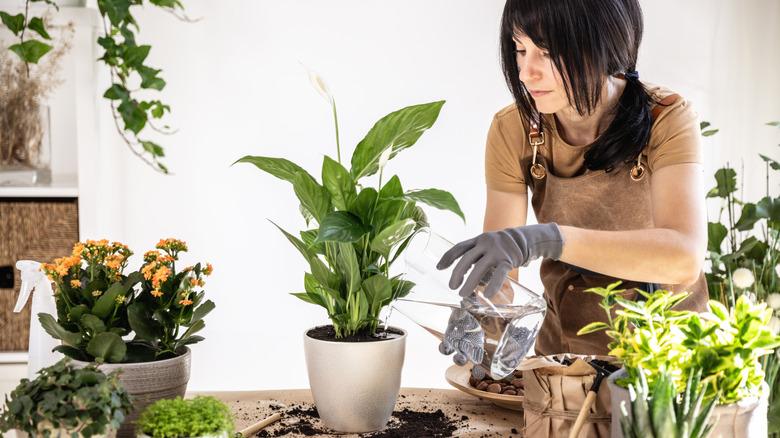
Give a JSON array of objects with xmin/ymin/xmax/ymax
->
[
  {"xmin": 558, "ymin": 163, "xmax": 707, "ymax": 285},
  {"xmin": 483, "ymin": 188, "xmax": 528, "ymax": 281}
]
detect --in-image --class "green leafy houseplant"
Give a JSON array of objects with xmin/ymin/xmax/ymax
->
[
  {"xmin": 578, "ymin": 282, "xmax": 780, "ymax": 404},
  {"xmin": 38, "ymin": 238, "xmax": 215, "ymax": 363},
  {"xmin": 236, "ymin": 74, "xmax": 463, "ymax": 338},
  {"xmin": 620, "ymin": 369, "xmax": 716, "ymax": 438},
  {"xmin": 136, "ymin": 396, "xmax": 234, "ymax": 438},
  {"xmin": 0, "ymin": 0, "xmax": 190, "ymax": 172},
  {"xmin": 0, "ymin": 358, "xmax": 132, "ymax": 437}
]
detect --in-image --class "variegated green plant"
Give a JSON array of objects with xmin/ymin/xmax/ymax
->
[
  {"xmin": 579, "ymin": 282, "xmax": 780, "ymax": 404},
  {"xmin": 235, "ymin": 74, "xmax": 463, "ymax": 338}
]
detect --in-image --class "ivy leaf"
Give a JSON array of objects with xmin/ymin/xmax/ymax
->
[
  {"xmin": 141, "ymin": 140, "xmax": 165, "ymax": 157},
  {"xmin": 123, "ymin": 44, "xmax": 150, "ymax": 67},
  {"xmin": 103, "ymin": 84, "xmax": 130, "ymax": 101},
  {"xmin": 9, "ymin": 39, "xmax": 53, "ymax": 64},
  {"xmin": 117, "ymin": 99, "xmax": 147, "ymax": 134},
  {"xmin": 0, "ymin": 12, "xmax": 24, "ymax": 36},
  {"xmin": 27, "ymin": 17, "xmax": 51, "ymax": 40},
  {"xmin": 98, "ymin": 0, "xmax": 131, "ymax": 26}
]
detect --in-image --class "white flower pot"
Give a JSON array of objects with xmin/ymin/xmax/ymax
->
[
  {"xmin": 608, "ymin": 368, "xmax": 769, "ymax": 438},
  {"xmin": 303, "ymin": 325, "xmax": 406, "ymax": 433},
  {"xmin": 71, "ymin": 348, "xmax": 192, "ymax": 438},
  {"xmin": 16, "ymin": 429, "xmax": 112, "ymax": 437}
]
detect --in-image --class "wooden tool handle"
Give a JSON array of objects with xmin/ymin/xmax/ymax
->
[
  {"xmin": 568, "ymin": 391, "xmax": 597, "ymax": 438},
  {"xmin": 239, "ymin": 412, "xmax": 282, "ymax": 437}
]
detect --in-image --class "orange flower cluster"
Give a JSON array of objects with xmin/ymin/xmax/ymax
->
[
  {"xmin": 156, "ymin": 238, "xmax": 188, "ymax": 255},
  {"xmin": 141, "ymin": 255, "xmax": 174, "ymax": 298}
]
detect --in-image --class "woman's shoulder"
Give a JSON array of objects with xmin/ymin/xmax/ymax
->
[
  {"xmin": 644, "ymin": 82, "xmax": 696, "ymax": 124},
  {"xmin": 643, "ymin": 83, "xmax": 702, "ymax": 170}
]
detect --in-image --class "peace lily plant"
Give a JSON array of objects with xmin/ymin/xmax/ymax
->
[{"xmin": 236, "ymin": 72, "xmax": 464, "ymax": 338}]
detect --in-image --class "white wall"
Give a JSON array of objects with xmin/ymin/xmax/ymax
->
[{"xmin": 85, "ymin": 0, "xmax": 780, "ymax": 391}]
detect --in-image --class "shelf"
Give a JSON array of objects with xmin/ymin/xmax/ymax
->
[
  {"xmin": 0, "ymin": 352, "xmax": 27, "ymax": 364},
  {"xmin": 0, "ymin": 174, "xmax": 78, "ymax": 198}
]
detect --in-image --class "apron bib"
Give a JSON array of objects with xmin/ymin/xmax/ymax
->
[{"xmin": 521, "ymin": 95, "xmax": 709, "ymax": 355}]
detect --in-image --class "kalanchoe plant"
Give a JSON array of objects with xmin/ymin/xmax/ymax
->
[
  {"xmin": 578, "ymin": 281, "xmax": 780, "ymax": 404},
  {"xmin": 136, "ymin": 396, "xmax": 234, "ymax": 438},
  {"xmin": 38, "ymin": 238, "xmax": 215, "ymax": 363},
  {"xmin": 236, "ymin": 72, "xmax": 463, "ymax": 338},
  {"xmin": 620, "ymin": 369, "xmax": 716, "ymax": 438},
  {"xmin": 0, "ymin": 358, "xmax": 132, "ymax": 437},
  {"xmin": 129, "ymin": 238, "xmax": 215, "ymax": 361},
  {"xmin": 39, "ymin": 239, "xmax": 142, "ymax": 363}
]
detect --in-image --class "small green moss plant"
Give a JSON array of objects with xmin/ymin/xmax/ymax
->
[
  {"xmin": 0, "ymin": 358, "xmax": 132, "ymax": 437},
  {"xmin": 137, "ymin": 396, "xmax": 234, "ymax": 438}
]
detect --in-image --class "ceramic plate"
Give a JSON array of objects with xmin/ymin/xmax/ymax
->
[{"xmin": 444, "ymin": 364, "xmax": 524, "ymax": 411}]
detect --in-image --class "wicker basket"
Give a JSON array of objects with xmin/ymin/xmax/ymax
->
[{"xmin": 0, "ymin": 198, "xmax": 78, "ymax": 351}]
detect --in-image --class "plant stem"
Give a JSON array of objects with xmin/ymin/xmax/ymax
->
[
  {"xmin": 21, "ymin": 0, "xmax": 30, "ymax": 77},
  {"xmin": 332, "ymin": 98, "xmax": 341, "ymax": 164}
]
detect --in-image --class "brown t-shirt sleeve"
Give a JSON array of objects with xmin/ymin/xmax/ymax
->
[
  {"xmin": 647, "ymin": 97, "xmax": 703, "ymax": 171},
  {"xmin": 484, "ymin": 111, "xmax": 527, "ymax": 193}
]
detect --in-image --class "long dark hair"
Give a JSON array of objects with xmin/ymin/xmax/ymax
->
[{"xmin": 500, "ymin": 0, "xmax": 654, "ymax": 171}]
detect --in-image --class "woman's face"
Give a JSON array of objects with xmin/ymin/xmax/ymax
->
[{"xmin": 513, "ymin": 33, "xmax": 569, "ymax": 114}]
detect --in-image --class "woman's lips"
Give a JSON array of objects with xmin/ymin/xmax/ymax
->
[{"xmin": 529, "ymin": 90, "xmax": 552, "ymax": 98}]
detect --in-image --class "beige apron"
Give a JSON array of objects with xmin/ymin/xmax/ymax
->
[{"xmin": 521, "ymin": 94, "xmax": 709, "ymax": 356}]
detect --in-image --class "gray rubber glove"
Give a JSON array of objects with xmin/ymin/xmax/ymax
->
[
  {"xmin": 438, "ymin": 307, "xmax": 485, "ymax": 372},
  {"xmin": 436, "ymin": 223, "xmax": 564, "ymax": 298}
]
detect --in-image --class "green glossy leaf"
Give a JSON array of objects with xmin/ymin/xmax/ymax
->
[
  {"xmin": 98, "ymin": 0, "xmax": 131, "ymax": 26},
  {"xmin": 734, "ymin": 203, "xmax": 759, "ymax": 231},
  {"xmin": 362, "ymin": 275, "xmax": 392, "ymax": 314},
  {"xmin": 9, "ymin": 39, "xmax": 53, "ymax": 64},
  {"xmin": 379, "ymin": 175, "xmax": 403, "ymax": 199},
  {"xmin": 336, "ymin": 243, "xmax": 361, "ymax": 296},
  {"xmin": 371, "ymin": 218, "xmax": 416, "ymax": 257},
  {"xmin": 92, "ymin": 283, "xmax": 126, "ymax": 319},
  {"xmin": 38, "ymin": 313, "xmax": 82, "ymax": 346},
  {"xmin": 707, "ymin": 222, "xmax": 727, "ymax": 253},
  {"xmin": 103, "ymin": 84, "xmax": 130, "ymax": 101},
  {"xmin": 403, "ymin": 189, "xmax": 464, "ymax": 221},
  {"xmin": 27, "ymin": 17, "xmax": 51, "ymax": 40},
  {"xmin": 577, "ymin": 321, "xmax": 609, "ymax": 335},
  {"xmin": 127, "ymin": 302, "xmax": 162, "ymax": 342},
  {"xmin": 350, "ymin": 101, "xmax": 445, "ymax": 180},
  {"xmin": 190, "ymin": 299, "xmax": 215, "ymax": 324},
  {"xmin": 233, "ymin": 156, "xmax": 308, "ymax": 184},
  {"xmin": 760, "ymin": 154, "xmax": 780, "ymax": 170},
  {"xmin": 123, "ymin": 44, "xmax": 150, "ymax": 67},
  {"xmin": 351, "ymin": 188, "xmax": 378, "ymax": 223},
  {"xmin": 710, "ymin": 167, "xmax": 737, "ymax": 198},
  {"xmin": 293, "ymin": 172, "xmax": 331, "ymax": 222},
  {"xmin": 86, "ymin": 332, "xmax": 126, "ymax": 363},
  {"xmin": 322, "ymin": 156, "xmax": 356, "ymax": 210},
  {"xmin": 315, "ymin": 211, "xmax": 370, "ymax": 243},
  {"xmin": 79, "ymin": 314, "xmax": 106, "ymax": 334}
]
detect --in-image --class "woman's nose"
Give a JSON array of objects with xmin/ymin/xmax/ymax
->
[{"xmin": 518, "ymin": 53, "xmax": 544, "ymax": 84}]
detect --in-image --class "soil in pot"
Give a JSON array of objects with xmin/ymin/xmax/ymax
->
[
  {"xmin": 468, "ymin": 369, "xmax": 525, "ymax": 396},
  {"xmin": 306, "ymin": 325, "xmax": 404, "ymax": 342}
]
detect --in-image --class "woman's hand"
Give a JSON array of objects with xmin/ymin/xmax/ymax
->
[{"xmin": 436, "ymin": 223, "xmax": 564, "ymax": 298}]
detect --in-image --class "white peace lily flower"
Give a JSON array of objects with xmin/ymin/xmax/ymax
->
[
  {"xmin": 767, "ymin": 293, "xmax": 780, "ymax": 310},
  {"xmin": 378, "ymin": 147, "xmax": 393, "ymax": 170},
  {"xmin": 732, "ymin": 268, "xmax": 755, "ymax": 289},
  {"xmin": 307, "ymin": 69, "xmax": 333, "ymax": 104},
  {"xmin": 770, "ymin": 316, "xmax": 780, "ymax": 335}
]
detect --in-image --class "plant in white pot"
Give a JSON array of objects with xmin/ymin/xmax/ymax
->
[
  {"xmin": 0, "ymin": 357, "xmax": 132, "ymax": 437},
  {"xmin": 235, "ymin": 73, "xmax": 463, "ymax": 433},
  {"xmin": 579, "ymin": 282, "xmax": 780, "ymax": 437},
  {"xmin": 37, "ymin": 238, "xmax": 215, "ymax": 437},
  {"xmin": 136, "ymin": 396, "xmax": 234, "ymax": 438}
]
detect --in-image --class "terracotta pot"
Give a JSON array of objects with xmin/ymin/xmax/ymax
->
[{"xmin": 303, "ymin": 326, "xmax": 406, "ymax": 433}]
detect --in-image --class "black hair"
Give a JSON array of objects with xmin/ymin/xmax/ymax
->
[{"xmin": 500, "ymin": 0, "xmax": 654, "ymax": 171}]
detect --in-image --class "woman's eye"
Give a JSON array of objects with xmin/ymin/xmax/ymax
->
[
  {"xmin": 541, "ymin": 52, "xmax": 550, "ymax": 58},
  {"xmin": 516, "ymin": 50, "xmax": 526, "ymax": 56}
]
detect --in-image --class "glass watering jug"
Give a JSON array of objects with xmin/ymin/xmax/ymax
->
[{"xmin": 391, "ymin": 229, "xmax": 547, "ymax": 379}]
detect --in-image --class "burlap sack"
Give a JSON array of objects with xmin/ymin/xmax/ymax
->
[{"xmin": 520, "ymin": 354, "xmax": 618, "ymax": 438}]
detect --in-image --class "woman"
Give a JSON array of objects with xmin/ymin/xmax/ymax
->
[{"xmin": 437, "ymin": 0, "xmax": 709, "ymax": 361}]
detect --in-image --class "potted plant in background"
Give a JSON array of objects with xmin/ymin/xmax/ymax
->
[
  {"xmin": 0, "ymin": 357, "xmax": 132, "ymax": 437},
  {"xmin": 37, "ymin": 238, "xmax": 215, "ymax": 437},
  {"xmin": 702, "ymin": 120, "xmax": 780, "ymax": 436},
  {"xmin": 579, "ymin": 282, "xmax": 780, "ymax": 437},
  {"xmin": 0, "ymin": 0, "xmax": 191, "ymax": 173},
  {"xmin": 235, "ymin": 72, "xmax": 463, "ymax": 433},
  {"xmin": 135, "ymin": 396, "xmax": 234, "ymax": 438}
]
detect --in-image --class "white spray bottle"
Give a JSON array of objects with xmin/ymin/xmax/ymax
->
[{"xmin": 14, "ymin": 260, "xmax": 62, "ymax": 379}]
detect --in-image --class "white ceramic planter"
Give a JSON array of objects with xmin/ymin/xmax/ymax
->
[
  {"xmin": 608, "ymin": 368, "xmax": 769, "ymax": 438},
  {"xmin": 303, "ymin": 326, "xmax": 406, "ymax": 433},
  {"xmin": 15, "ymin": 429, "xmax": 112, "ymax": 438},
  {"xmin": 71, "ymin": 348, "xmax": 191, "ymax": 438}
]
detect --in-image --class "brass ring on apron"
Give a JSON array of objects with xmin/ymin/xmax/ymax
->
[
  {"xmin": 529, "ymin": 127, "xmax": 546, "ymax": 180},
  {"xmin": 630, "ymin": 155, "xmax": 645, "ymax": 181}
]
